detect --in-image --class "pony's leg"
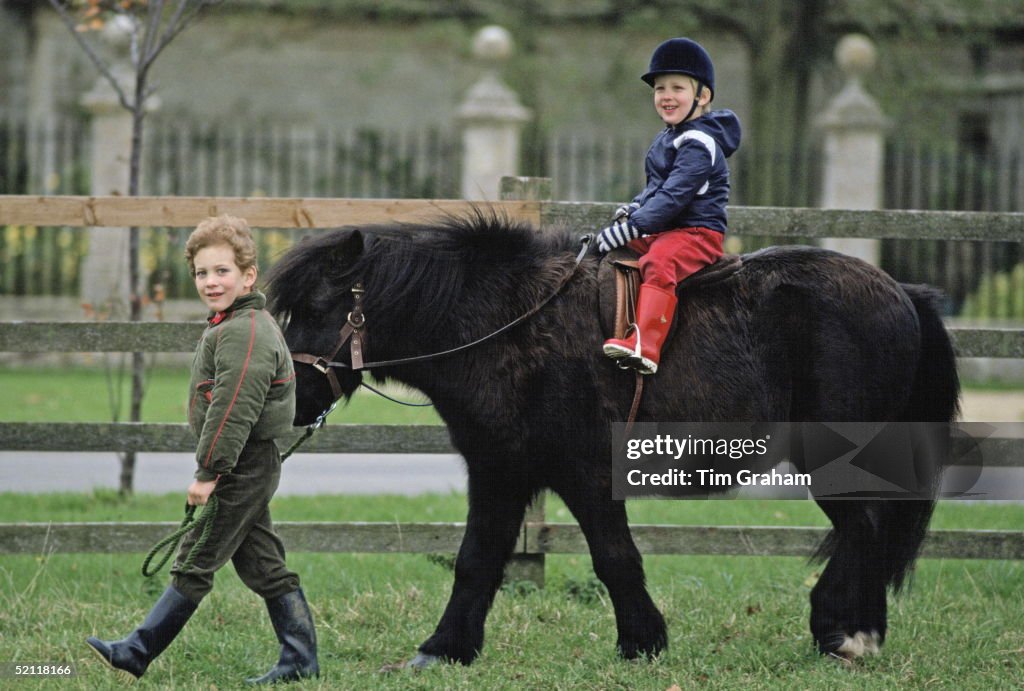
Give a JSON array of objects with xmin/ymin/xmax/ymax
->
[
  {"xmin": 811, "ymin": 492, "xmax": 936, "ymax": 660},
  {"xmin": 410, "ymin": 471, "xmax": 530, "ymax": 667},
  {"xmin": 809, "ymin": 500, "xmax": 889, "ymax": 658},
  {"xmin": 557, "ymin": 488, "xmax": 667, "ymax": 659}
]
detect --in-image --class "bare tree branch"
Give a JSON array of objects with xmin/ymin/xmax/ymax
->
[
  {"xmin": 140, "ymin": 0, "xmax": 167, "ymax": 69},
  {"xmin": 688, "ymin": 4, "xmax": 757, "ymax": 52},
  {"xmin": 147, "ymin": 0, "xmax": 192, "ymax": 66},
  {"xmin": 46, "ymin": 0, "xmax": 134, "ymax": 110},
  {"xmin": 148, "ymin": 0, "xmax": 223, "ymax": 68},
  {"xmin": 119, "ymin": 9, "xmax": 141, "ymax": 68}
]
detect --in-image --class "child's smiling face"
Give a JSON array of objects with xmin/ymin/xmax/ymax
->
[
  {"xmin": 192, "ymin": 243, "xmax": 256, "ymax": 312},
  {"xmin": 653, "ymin": 74, "xmax": 709, "ymax": 126}
]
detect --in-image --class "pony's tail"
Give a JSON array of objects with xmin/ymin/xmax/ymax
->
[
  {"xmin": 900, "ymin": 283, "xmax": 961, "ymax": 426},
  {"xmin": 881, "ymin": 283, "xmax": 961, "ymax": 591}
]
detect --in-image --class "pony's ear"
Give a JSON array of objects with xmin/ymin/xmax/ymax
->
[{"xmin": 333, "ymin": 228, "xmax": 364, "ymax": 262}]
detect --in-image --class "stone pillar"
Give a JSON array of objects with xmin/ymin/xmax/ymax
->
[
  {"xmin": 25, "ymin": 12, "xmax": 65, "ymax": 195},
  {"xmin": 817, "ymin": 34, "xmax": 890, "ymax": 265},
  {"xmin": 78, "ymin": 18, "xmax": 138, "ymax": 315},
  {"xmin": 457, "ymin": 26, "xmax": 532, "ymax": 201}
]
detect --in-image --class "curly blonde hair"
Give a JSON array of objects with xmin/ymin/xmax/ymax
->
[{"xmin": 184, "ymin": 215, "xmax": 258, "ymax": 275}]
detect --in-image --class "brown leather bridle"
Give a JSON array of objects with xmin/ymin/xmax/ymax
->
[
  {"xmin": 290, "ymin": 283, "xmax": 367, "ymax": 401},
  {"xmin": 289, "ymin": 234, "xmax": 594, "ymax": 405}
]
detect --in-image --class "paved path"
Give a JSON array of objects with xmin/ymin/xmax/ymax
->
[
  {"xmin": 959, "ymin": 390, "xmax": 1024, "ymax": 423},
  {"xmin": 0, "ymin": 452, "xmax": 466, "ymax": 496}
]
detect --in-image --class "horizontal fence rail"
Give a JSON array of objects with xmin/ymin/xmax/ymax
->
[
  {"xmin": 1, "ymin": 522, "xmax": 1021, "ymax": 560},
  {"xmin": 546, "ymin": 204, "xmax": 1024, "ymax": 243},
  {"xmin": 0, "ymin": 195, "xmax": 540, "ymax": 229},
  {"xmin": 0, "ymin": 322, "xmax": 1020, "ymax": 358},
  {"xmin": 2, "ymin": 195, "xmax": 1024, "ymax": 242},
  {"xmin": 0, "ymin": 321, "xmax": 207, "ymax": 352},
  {"xmin": 0, "ymin": 422, "xmax": 454, "ymax": 455},
  {"xmin": 1, "ymin": 191, "xmax": 1022, "ymax": 566}
]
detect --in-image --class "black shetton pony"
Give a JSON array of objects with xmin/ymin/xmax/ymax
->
[{"xmin": 266, "ymin": 213, "xmax": 959, "ymax": 667}]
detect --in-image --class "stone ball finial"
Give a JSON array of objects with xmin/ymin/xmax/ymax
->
[
  {"xmin": 835, "ymin": 33, "xmax": 877, "ymax": 79},
  {"xmin": 472, "ymin": 25, "xmax": 514, "ymax": 63},
  {"xmin": 100, "ymin": 13, "xmax": 137, "ymax": 50}
]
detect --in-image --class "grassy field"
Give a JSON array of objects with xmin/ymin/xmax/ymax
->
[
  {"xmin": 1, "ymin": 492, "xmax": 1023, "ymax": 689},
  {"xmin": 0, "ymin": 366, "xmax": 441, "ymax": 424}
]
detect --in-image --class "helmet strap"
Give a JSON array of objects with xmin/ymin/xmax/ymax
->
[{"xmin": 681, "ymin": 83, "xmax": 704, "ymax": 124}]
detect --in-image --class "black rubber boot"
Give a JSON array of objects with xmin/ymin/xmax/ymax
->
[
  {"xmin": 246, "ymin": 589, "xmax": 320, "ymax": 684},
  {"xmin": 86, "ymin": 586, "xmax": 198, "ymax": 681}
]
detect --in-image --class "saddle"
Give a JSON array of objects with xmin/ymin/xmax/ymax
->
[{"xmin": 598, "ymin": 248, "xmax": 743, "ymax": 340}]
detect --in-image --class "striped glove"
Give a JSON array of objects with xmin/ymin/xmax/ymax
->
[
  {"xmin": 613, "ymin": 202, "xmax": 640, "ymax": 221},
  {"xmin": 597, "ymin": 217, "xmax": 642, "ymax": 253}
]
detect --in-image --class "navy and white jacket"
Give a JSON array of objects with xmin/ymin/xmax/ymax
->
[{"xmin": 629, "ymin": 109, "xmax": 742, "ymax": 235}]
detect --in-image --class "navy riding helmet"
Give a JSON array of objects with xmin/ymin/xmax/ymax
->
[{"xmin": 642, "ymin": 37, "xmax": 715, "ymax": 101}]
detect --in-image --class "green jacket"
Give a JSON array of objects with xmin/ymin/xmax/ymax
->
[{"xmin": 188, "ymin": 291, "xmax": 296, "ymax": 481}]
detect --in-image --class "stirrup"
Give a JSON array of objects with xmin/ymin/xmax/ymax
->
[
  {"xmin": 603, "ymin": 324, "xmax": 641, "ymax": 362},
  {"xmin": 616, "ymin": 353, "xmax": 657, "ymax": 375},
  {"xmin": 621, "ymin": 360, "xmax": 657, "ymax": 375}
]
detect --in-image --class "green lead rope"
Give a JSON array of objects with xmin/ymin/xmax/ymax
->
[
  {"xmin": 141, "ymin": 411, "xmax": 333, "ymax": 578},
  {"xmin": 141, "ymin": 495, "xmax": 219, "ymax": 578}
]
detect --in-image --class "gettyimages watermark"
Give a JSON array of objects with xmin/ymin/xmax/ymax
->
[{"xmin": 611, "ymin": 422, "xmax": 1024, "ymax": 500}]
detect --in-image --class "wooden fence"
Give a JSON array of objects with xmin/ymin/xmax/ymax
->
[
  {"xmin": 5, "ymin": 114, "xmax": 1024, "ymax": 311},
  {"xmin": 1, "ymin": 187, "xmax": 1023, "ymax": 577}
]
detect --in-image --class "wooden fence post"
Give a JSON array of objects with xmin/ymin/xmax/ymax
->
[{"xmin": 500, "ymin": 175, "xmax": 550, "ymax": 588}]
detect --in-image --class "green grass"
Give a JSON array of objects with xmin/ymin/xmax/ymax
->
[
  {"xmin": 1, "ymin": 493, "xmax": 1023, "ymax": 689},
  {"xmin": 5, "ymin": 489, "xmax": 1024, "ymax": 531},
  {"xmin": 0, "ymin": 366, "xmax": 441, "ymax": 424}
]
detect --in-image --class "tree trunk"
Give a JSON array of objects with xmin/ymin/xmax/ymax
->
[
  {"xmin": 742, "ymin": 0, "xmax": 827, "ymax": 207},
  {"xmin": 119, "ymin": 74, "xmax": 149, "ymax": 495}
]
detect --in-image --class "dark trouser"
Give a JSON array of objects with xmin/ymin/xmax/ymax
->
[{"xmin": 171, "ymin": 438, "xmax": 299, "ymax": 604}]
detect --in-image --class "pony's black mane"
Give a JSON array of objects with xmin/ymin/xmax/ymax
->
[{"xmin": 266, "ymin": 212, "xmax": 580, "ymax": 334}]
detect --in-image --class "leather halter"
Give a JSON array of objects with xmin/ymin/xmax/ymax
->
[
  {"xmin": 290, "ymin": 234, "xmax": 593, "ymax": 403},
  {"xmin": 289, "ymin": 284, "xmax": 367, "ymax": 400}
]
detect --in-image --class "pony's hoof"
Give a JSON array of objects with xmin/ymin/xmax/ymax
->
[
  {"xmin": 820, "ymin": 630, "xmax": 882, "ymax": 661},
  {"xmin": 836, "ymin": 631, "xmax": 882, "ymax": 659},
  {"xmin": 405, "ymin": 653, "xmax": 441, "ymax": 670},
  {"xmin": 617, "ymin": 628, "xmax": 668, "ymax": 660}
]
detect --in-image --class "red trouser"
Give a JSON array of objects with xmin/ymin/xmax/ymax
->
[{"xmin": 627, "ymin": 227, "xmax": 724, "ymax": 290}]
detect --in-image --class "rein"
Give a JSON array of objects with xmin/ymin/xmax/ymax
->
[
  {"xmin": 291, "ymin": 234, "xmax": 594, "ymax": 401},
  {"xmin": 288, "ymin": 233, "xmax": 643, "ymax": 456},
  {"xmin": 142, "ymin": 496, "xmax": 219, "ymax": 577},
  {"xmin": 141, "ymin": 402, "xmax": 336, "ymax": 578}
]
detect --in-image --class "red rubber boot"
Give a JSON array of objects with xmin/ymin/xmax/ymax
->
[{"xmin": 603, "ymin": 284, "xmax": 677, "ymax": 375}]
